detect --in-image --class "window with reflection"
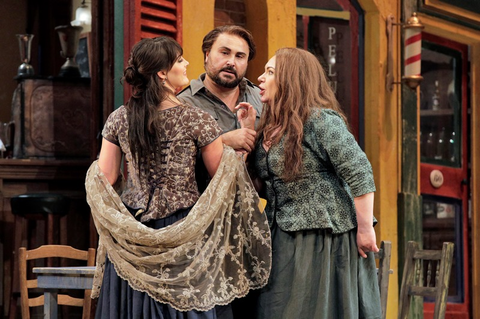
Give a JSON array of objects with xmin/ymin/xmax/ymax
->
[
  {"xmin": 296, "ymin": 0, "xmax": 363, "ymax": 141},
  {"xmin": 420, "ymin": 41, "xmax": 462, "ymax": 168}
]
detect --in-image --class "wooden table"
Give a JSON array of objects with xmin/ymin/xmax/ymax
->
[{"xmin": 32, "ymin": 266, "xmax": 95, "ymax": 319}]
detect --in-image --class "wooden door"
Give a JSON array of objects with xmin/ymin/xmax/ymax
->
[{"xmin": 419, "ymin": 33, "xmax": 470, "ymax": 319}]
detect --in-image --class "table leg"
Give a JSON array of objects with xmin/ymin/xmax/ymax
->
[{"xmin": 43, "ymin": 290, "xmax": 58, "ymax": 319}]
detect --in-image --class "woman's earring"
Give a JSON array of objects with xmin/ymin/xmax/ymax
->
[{"xmin": 163, "ymin": 77, "xmax": 167, "ymax": 85}]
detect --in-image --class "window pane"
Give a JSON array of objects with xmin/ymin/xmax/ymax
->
[
  {"xmin": 420, "ymin": 42, "xmax": 462, "ymax": 167},
  {"xmin": 306, "ymin": 17, "xmax": 352, "ymax": 121},
  {"xmin": 422, "ymin": 196, "xmax": 464, "ymax": 302}
]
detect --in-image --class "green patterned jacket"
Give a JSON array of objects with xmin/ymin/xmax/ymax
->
[{"xmin": 254, "ymin": 108, "xmax": 376, "ymax": 233}]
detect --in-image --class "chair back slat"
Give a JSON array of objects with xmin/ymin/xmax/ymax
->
[
  {"xmin": 408, "ymin": 286, "xmax": 437, "ymax": 296},
  {"xmin": 426, "ymin": 261, "xmax": 432, "ymax": 287},
  {"xmin": 434, "ymin": 243, "xmax": 455, "ymax": 318},
  {"xmin": 413, "ymin": 249, "xmax": 443, "ymax": 260},
  {"xmin": 398, "ymin": 241, "xmax": 454, "ymax": 319}
]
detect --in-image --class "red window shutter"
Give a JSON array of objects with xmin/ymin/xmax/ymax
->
[
  {"xmin": 140, "ymin": 0, "xmax": 182, "ymax": 41},
  {"xmin": 123, "ymin": 0, "xmax": 182, "ymax": 99},
  {"xmin": 125, "ymin": 0, "xmax": 182, "ymax": 43}
]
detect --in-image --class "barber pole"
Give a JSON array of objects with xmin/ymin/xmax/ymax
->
[
  {"xmin": 404, "ymin": 28, "xmax": 421, "ymax": 78},
  {"xmin": 402, "ymin": 13, "xmax": 424, "ymax": 89}
]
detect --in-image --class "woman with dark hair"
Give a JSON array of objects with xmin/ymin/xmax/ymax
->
[
  {"xmin": 85, "ymin": 36, "xmax": 271, "ymax": 319},
  {"xmin": 252, "ymin": 47, "xmax": 382, "ymax": 319}
]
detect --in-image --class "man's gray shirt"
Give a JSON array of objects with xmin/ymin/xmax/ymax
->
[
  {"xmin": 178, "ymin": 73, "xmax": 263, "ymax": 132},
  {"xmin": 178, "ymin": 73, "xmax": 263, "ymax": 192}
]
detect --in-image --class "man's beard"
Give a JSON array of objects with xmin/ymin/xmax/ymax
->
[{"xmin": 206, "ymin": 65, "xmax": 245, "ymax": 88}]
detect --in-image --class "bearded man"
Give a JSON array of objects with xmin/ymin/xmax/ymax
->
[{"xmin": 178, "ymin": 25, "xmax": 262, "ymax": 155}]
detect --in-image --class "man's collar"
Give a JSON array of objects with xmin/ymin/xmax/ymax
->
[
  {"xmin": 189, "ymin": 73, "xmax": 207, "ymax": 95},
  {"xmin": 243, "ymin": 77, "xmax": 257, "ymax": 88}
]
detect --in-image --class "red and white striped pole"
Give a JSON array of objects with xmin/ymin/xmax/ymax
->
[{"xmin": 403, "ymin": 13, "xmax": 424, "ymax": 89}]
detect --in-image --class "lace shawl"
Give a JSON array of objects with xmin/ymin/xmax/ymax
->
[{"xmin": 85, "ymin": 146, "xmax": 272, "ymax": 311}]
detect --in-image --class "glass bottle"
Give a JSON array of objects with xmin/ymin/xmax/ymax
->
[
  {"xmin": 449, "ymin": 131, "xmax": 456, "ymax": 162},
  {"xmin": 435, "ymin": 127, "xmax": 446, "ymax": 160},
  {"xmin": 425, "ymin": 130, "xmax": 436, "ymax": 159},
  {"xmin": 432, "ymin": 81, "xmax": 440, "ymax": 111}
]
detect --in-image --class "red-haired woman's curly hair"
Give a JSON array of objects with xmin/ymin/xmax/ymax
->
[{"xmin": 255, "ymin": 47, "xmax": 348, "ymax": 182}]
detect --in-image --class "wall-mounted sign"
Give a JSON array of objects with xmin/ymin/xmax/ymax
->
[{"xmin": 430, "ymin": 169, "xmax": 444, "ymax": 188}]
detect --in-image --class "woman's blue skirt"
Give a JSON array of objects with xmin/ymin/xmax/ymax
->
[{"xmin": 94, "ymin": 207, "xmax": 233, "ymax": 319}]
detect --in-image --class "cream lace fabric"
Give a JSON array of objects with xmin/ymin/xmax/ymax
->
[{"xmin": 85, "ymin": 146, "xmax": 272, "ymax": 312}]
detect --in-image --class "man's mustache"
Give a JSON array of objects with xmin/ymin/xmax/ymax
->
[{"xmin": 221, "ymin": 66, "xmax": 237, "ymax": 76}]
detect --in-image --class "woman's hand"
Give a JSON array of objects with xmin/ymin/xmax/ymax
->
[
  {"xmin": 357, "ymin": 225, "xmax": 378, "ymax": 258},
  {"xmin": 235, "ymin": 102, "xmax": 256, "ymax": 130},
  {"xmin": 354, "ymin": 192, "xmax": 379, "ymax": 258}
]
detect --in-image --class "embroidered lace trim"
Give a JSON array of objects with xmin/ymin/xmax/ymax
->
[{"xmin": 85, "ymin": 146, "xmax": 272, "ymax": 311}]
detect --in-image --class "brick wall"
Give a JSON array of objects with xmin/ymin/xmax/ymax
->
[{"xmin": 214, "ymin": 0, "xmax": 246, "ymax": 27}]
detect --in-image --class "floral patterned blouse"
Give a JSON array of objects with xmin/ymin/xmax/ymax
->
[
  {"xmin": 102, "ymin": 104, "xmax": 222, "ymax": 221},
  {"xmin": 254, "ymin": 108, "xmax": 376, "ymax": 233}
]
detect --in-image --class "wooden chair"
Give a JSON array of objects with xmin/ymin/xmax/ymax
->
[
  {"xmin": 398, "ymin": 241, "xmax": 455, "ymax": 319},
  {"xmin": 374, "ymin": 240, "xmax": 392, "ymax": 319},
  {"xmin": 18, "ymin": 245, "xmax": 96, "ymax": 319}
]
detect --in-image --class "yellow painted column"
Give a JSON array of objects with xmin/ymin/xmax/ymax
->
[
  {"xmin": 245, "ymin": 0, "xmax": 296, "ymax": 82},
  {"xmin": 358, "ymin": 0, "xmax": 401, "ymax": 317},
  {"xmin": 264, "ymin": 0, "xmax": 297, "ymax": 57},
  {"xmin": 182, "ymin": 0, "xmax": 214, "ymax": 80}
]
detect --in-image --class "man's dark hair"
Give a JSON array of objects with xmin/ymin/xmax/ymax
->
[{"xmin": 201, "ymin": 25, "xmax": 256, "ymax": 61}]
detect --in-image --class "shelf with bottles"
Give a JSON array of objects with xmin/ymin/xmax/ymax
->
[
  {"xmin": 419, "ymin": 78, "xmax": 461, "ymax": 167},
  {"xmin": 420, "ymin": 80, "xmax": 458, "ymax": 116},
  {"xmin": 420, "ymin": 125, "xmax": 460, "ymax": 167}
]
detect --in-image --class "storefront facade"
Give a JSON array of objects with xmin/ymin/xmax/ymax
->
[
  {"xmin": 1, "ymin": 0, "xmax": 479, "ymax": 318},
  {"xmin": 113, "ymin": 1, "xmax": 480, "ymax": 318}
]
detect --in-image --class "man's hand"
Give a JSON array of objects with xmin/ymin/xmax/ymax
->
[
  {"xmin": 222, "ymin": 102, "xmax": 257, "ymax": 152},
  {"xmin": 235, "ymin": 102, "xmax": 257, "ymax": 130},
  {"xmin": 222, "ymin": 128, "xmax": 256, "ymax": 153}
]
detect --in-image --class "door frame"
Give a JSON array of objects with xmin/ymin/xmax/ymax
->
[
  {"xmin": 419, "ymin": 32, "xmax": 469, "ymax": 317},
  {"xmin": 416, "ymin": 12, "xmax": 480, "ymax": 319}
]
